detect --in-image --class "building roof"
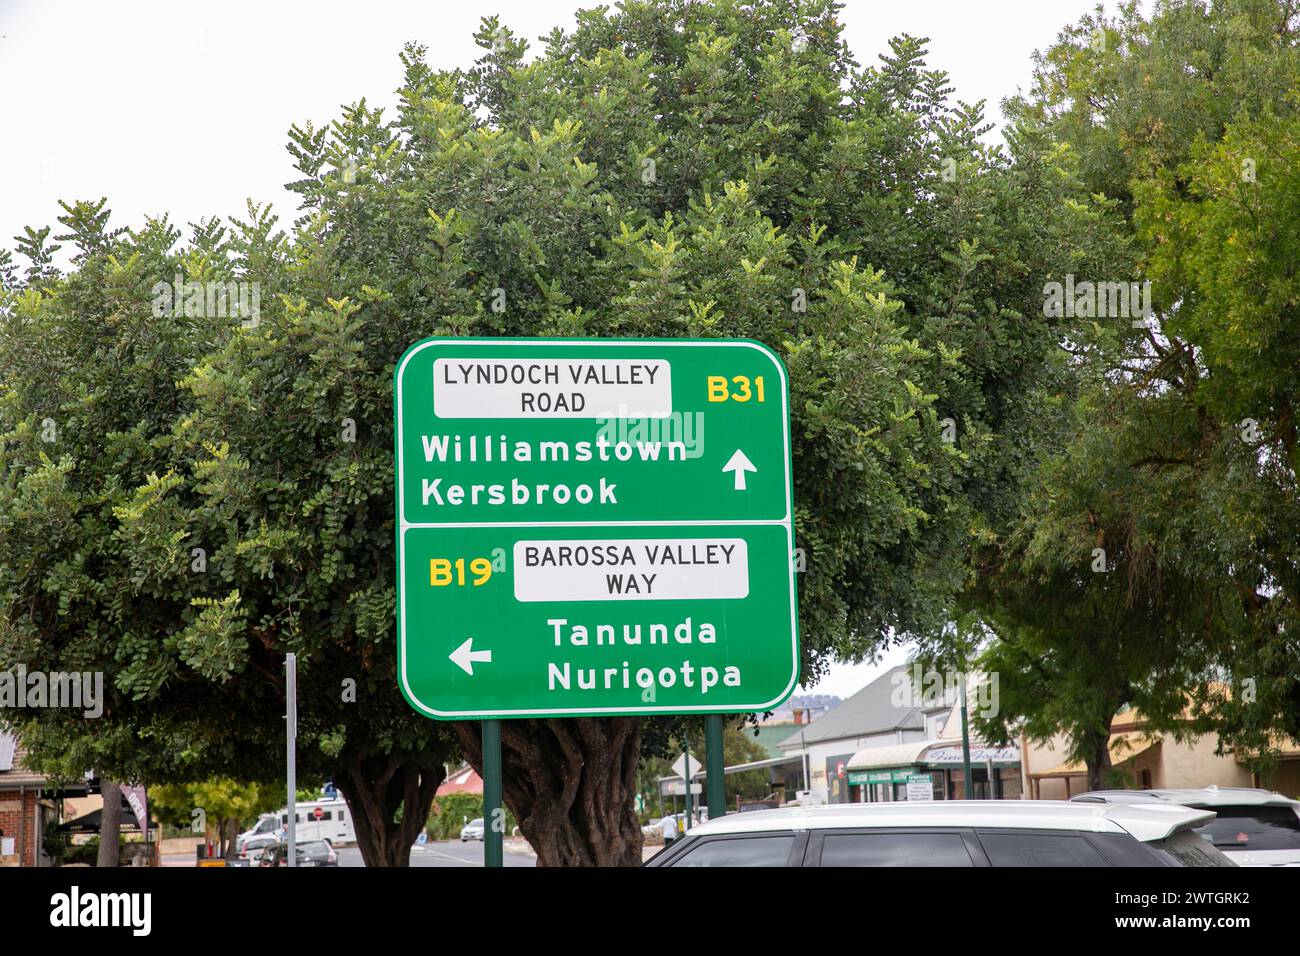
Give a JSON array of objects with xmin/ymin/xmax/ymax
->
[
  {"xmin": 749, "ymin": 724, "xmax": 799, "ymax": 759},
  {"xmin": 0, "ymin": 730, "xmax": 47, "ymax": 789},
  {"xmin": 436, "ymin": 765, "xmax": 483, "ymax": 796},
  {"xmin": 776, "ymin": 665, "xmax": 928, "ymax": 749}
]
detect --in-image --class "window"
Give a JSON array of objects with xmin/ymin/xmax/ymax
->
[
  {"xmin": 977, "ymin": 831, "xmax": 1109, "ymax": 867},
  {"xmin": 1150, "ymin": 830, "xmax": 1235, "ymax": 867},
  {"xmin": 1192, "ymin": 806, "xmax": 1300, "ymax": 851},
  {"xmin": 997, "ymin": 768, "xmax": 1022, "ymax": 800},
  {"xmin": 670, "ymin": 835, "xmax": 795, "ymax": 867},
  {"xmin": 819, "ymin": 832, "xmax": 975, "ymax": 867},
  {"xmin": 339, "ymin": 811, "xmax": 345, "ymax": 822}
]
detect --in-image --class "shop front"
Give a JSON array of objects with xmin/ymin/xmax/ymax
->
[
  {"xmin": 845, "ymin": 740, "xmax": 1023, "ymax": 802},
  {"xmin": 847, "ymin": 768, "xmax": 943, "ymax": 803}
]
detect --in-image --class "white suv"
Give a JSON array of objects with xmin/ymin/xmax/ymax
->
[
  {"xmin": 1072, "ymin": 786, "xmax": 1300, "ymax": 866},
  {"xmin": 644, "ymin": 800, "xmax": 1233, "ymax": 867}
]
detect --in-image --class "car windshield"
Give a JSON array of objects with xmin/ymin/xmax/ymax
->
[
  {"xmin": 469, "ymin": 818, "xmax": 484, "ymax": 827},
  {"xmin": 1190, "ymin": 806, "xmax": 1300, "ymax": 850},
  {"xmin": 1150, "ymin": 829, "xmax": 1237, "ymax": 867}
]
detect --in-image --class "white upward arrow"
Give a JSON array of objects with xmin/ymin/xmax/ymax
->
[
  {"xmin": 722, "ymin": 449, "xmax": 757, "ymax": 490},
  {"xmin": 449, "ymin": 637, "xmax": 493, "ymax": 675}
]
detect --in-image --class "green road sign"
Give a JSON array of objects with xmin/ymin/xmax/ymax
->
[{"xmin": 394, "ymin": 338, "xmax": 798, "ymax": 720}]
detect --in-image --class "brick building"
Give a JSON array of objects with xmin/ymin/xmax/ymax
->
[{"xmin": 0, "ymin": 729, "xmax": 57, "ymax": 866}]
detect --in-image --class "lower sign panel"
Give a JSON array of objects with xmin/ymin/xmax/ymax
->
[{"xmin": 398, "ymin": 524, "xmax": 799, "ymax": 719}]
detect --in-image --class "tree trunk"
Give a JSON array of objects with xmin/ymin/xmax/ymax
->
[
  {"xmin": 456, "ymin": 718, "xmax": 643, "ymax": 867},
  {"xmin": 219, "ymin": 817, "xmax": 238, "ymax": 859},
  {"xmin": 334, "ymin": 755, "xmax": 442, "ymax": 866},
  {"xmin": 96, "ymin": 778, "xmax": 122, "ymax": 868},
  {"xmin": 1083, "ymin": 729, "xmax": 1113, "ymax": 793}
]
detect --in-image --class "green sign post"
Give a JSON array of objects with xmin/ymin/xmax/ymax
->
[
  {"xmin": 395, "ymin": 338, "xmax": 799, "ymax": 720},
  {"xmin": 394, "ymin": 338, "xmax": 798, "ymax": 864}
]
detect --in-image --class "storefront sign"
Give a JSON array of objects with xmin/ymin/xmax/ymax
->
[
  {"xmin": 906, "ymin": 773, "xmax": 934, "ymax": 801},
  {"xmin": 925, "ymin": 745, "xmax": 1020, "ymax": 766}
]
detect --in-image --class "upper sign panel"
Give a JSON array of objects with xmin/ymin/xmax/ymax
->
[{"xmin": 395, "ymin": 339, "xmax": 791, "ymax": 526}]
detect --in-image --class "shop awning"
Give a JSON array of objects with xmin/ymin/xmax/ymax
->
[
  {"xmin": 57, "ymin": 806, "xmax": 157, "ymax": 833},
  {"xmin": 1032, "ymin": 731, "xmax": 1161, "ymax": 778},
  {"xmin": 847, "ymin": 738, "xmax": 1022, "ymax": 773},
  {"xmin": 846, "ymin": 739, "xmax": 957, "ymax": 772}
]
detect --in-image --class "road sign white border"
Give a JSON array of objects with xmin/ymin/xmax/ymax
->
[{"xmin": 394, "ymin": 338, "xmax": 798, "ymax": 720}]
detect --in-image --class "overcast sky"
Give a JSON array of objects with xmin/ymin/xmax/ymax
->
[{"xmin": 0, "ymin": 0, "xmax": 1118, "ymax": 698}]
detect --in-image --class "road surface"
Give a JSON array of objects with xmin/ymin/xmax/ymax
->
[{"xmin": 338, "ymin": 840, "xmax": 536, "ymax": 867}]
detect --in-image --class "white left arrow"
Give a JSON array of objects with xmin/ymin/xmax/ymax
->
[
  {"xmin": 722, "ymin": 448, "xmax": 757, "ymax": 490},
  {"xmin": 450, "ymin": 637, "xmax": 493, "ymax": 675}
]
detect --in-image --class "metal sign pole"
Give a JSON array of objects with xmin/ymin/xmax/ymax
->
[
  {"xmin": 705, "ymin": 715, "xmax": 725, "ymax": 820},
  {"xmin": 683, "ymin": 753, "xmax": 693, "ymax": 834},
  {"xmin": 483, "ymin": 720, "xmax": 503, "ymax": 867},
  {"xmin": 286, "ymin": 653, "xmax": 297, "ymax": 867},
  {"xmin": 959, "ymin": 673, "xmax": 974, "ymax": 799}
]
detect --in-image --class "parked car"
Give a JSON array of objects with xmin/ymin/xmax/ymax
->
[
  {"xmin": 460, "ymin": 818, "xmax": 485, "ymax": 842},
  {"xmin": 1072, "ymin": 786, "xmax": 1300, "ymax": 866},
  {"xmin": 236, "ymin": 814, "xmax": 280, "ymax": 854},
  {"xmin": 238, "ymin": 833, "xmax": 281, "ymax": 864},
  {"xmin": 260, "ymin": 839, "xmax": 338, "ymax": 867},
  {"xmin": 644, "ymin": 800, "xmax": 1235, "ymax": 867}
]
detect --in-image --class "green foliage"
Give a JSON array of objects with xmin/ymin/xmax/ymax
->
[
  {"xmin": 426, "ymin": 791, "xmax": 483, "ymax": 841},
  {"xmin": 2, "ymin": 0, "xmax": 1114, "ymax": 846},
  {"xmin": 42, "ymin": 819, "xmax": 69, "ymax": 866},
  {"xmin": 63, "ymin": 836, "xmax": 100, "ymax": 867},
  {"xmin": 269, "ymin": 0, "xmax": 1099, "ymax": 682},
  {"xmin": 637, "ymin": 720, "xmax": 782, "ymax": 818},
  {"xmin": 969, "ymin": 0, "xmax": 1300, "ymax": 770},
  {"xmin": 151, "ymin": 777, "xmax": 280, "ymax": 836}
]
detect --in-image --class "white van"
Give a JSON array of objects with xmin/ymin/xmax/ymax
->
[
  {"xmin": 236, "ymin": 796, "xmax": 356, "ymax": 852},
  {"xmin": 280, "ymin": 797, "xmax": 355, "ymax": 846}
]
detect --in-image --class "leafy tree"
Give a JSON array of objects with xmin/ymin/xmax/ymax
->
[
  {"xmin": 0, "ymin": 201, "xmax": 225, "ymax": 866},
  {"xmin": 4, "ymin": 0, "xmax": 1109, "ymax": 867},
  {"xmin": 966, "ymin": 384, "xmax": 1221, "ymax": 790},
  {"xmin": 426, "ymin": 791, "xmax": 483, "ymax": 841},
  {"xmin": 0, "ymin": 200, "xmax": 456, "ymax": 867},
  {"xmin": 637, "ymin": 720, "xmax": 774, "ymax": 818},
  {"xmin": 346, "ymin": 0, "xmax": 1101, "ymax": 863},
  {"xmin": 966, "ymin": 0, "xmax": 1300, "ymax": 780},
  {"xmin": 151, "ymin": 777, "xmax": 280, "ymax": 858}
]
